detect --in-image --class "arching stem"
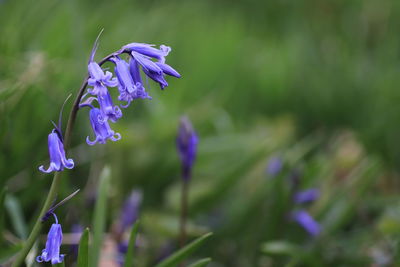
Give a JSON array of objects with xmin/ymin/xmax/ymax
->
[{"xmin": 11, "ymin": 52, "xmax": 118, "ymax": 267}]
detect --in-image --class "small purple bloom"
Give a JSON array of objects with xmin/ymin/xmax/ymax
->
[
  {"xmin": 87, "ymin": 62, "xmax": 118, "ymax": 94},
  {"xmin": 86, "ymin": 108, "xmax": 121, "ymax": 145},
  {"xmin": 39, "ymin": 130, "xmax": 74, "ymax": 173},
  {"xmin": 293, "ymin": 189, "xmax": 320, "ymax": 204},
  {"xmin": 126, "ymin": 44, "xmax": 180, "ymax": 90},
  {"xmin": 176, "ymin": 117, "xmax": 198, "ymax": 181},
  {"xmin": 110, "ymin": 57, "xmax": 151, "ymax": 107},
  {"xmin": 266, "ymin": 157, "xmax": 283, "ymax": 176},
  {"xmin": 97, "ymin": 89, "xmax": 122, "ymax": 122},
  {"xmin": 119, "ymin": 190, "xmax": 142, "ymax": 232},
  {"xmin": 36, "ymin": 214, "xmax": 65, "ymax": 265},
  {"xmin": 291, "ymin": 210, "xmax": 321, "ymax": 236}
]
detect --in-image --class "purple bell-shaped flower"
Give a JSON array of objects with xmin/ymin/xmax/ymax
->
[
  {"xmin": 39, "ymin": 130, "xmax": 74, "ymax": 173},
  {"xmin": 86, "ymin": 107, "xmax": 121, "ymax": 145},
  {"xmin": 36, "ymin": 214, "xmax": 65, "ymax": 264}
]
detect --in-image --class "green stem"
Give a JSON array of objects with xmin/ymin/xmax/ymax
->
[
  {"xmin": 179, "ymin": 180, "xmax": 189, "ymax": 248},
  {"xmin": 11, "ymin": 52, "xmax": 116, "ymax": 267}
]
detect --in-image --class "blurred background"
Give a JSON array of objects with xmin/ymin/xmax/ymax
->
[{"xmin": 1, "ymin": 0, "xmax": 400, "ymax": 266}]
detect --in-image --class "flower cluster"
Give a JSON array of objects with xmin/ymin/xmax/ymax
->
[
  {"xmin": 39, "ymin": 39, "xmax": 180, "ymax": 173},
  {"xmin": 289, "ymin": 171, "xmax": 321, "ymax": 236},
  {"xmin": 83, "ymin": 41, "xmax": 180, "ymax": 146}
]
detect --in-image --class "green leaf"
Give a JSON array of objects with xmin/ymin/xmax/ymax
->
[
  {"xmin": 78, "ymin": 228, "xmax": 90, "ymax": 267},
  {"xmin": 123, "ymin": 221, "xmax": 140, "ymax": 267},
  {"xmin": 187, "ymin": 258, "xmax": 211, "ymax": 267},
  {"xmin": 5, "ymin": 194, "xmax": 27, "ymax": 239},
  {"xmin": 90, "ymin": 166, "xmax": 111, "ymax": 267},
  {"xmin": 155, "ymin": 232, "xmax": 213, "ymax": 267}
]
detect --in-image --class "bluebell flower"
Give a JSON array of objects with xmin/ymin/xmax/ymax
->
[
  {"xmin": 86, "ymin": 107, "xmax": 121, "ymax": 145},
  {"xmin": 176, "ymin": 117, "xmax": 198, "ymax": 181},
  {"xmin": 36, "ymin": 214, "xmax": 65, "ymax": 264},
  {"xmin": 291, "ymin": 210, "xmax": 321, "ymax": 236},
  {"xmin": 70, "ymin": 224, "xmax": 83, "ymax": 259},
  {"xmin": 110, "ymin": 56, "xmax": 151, "ymax": 107},
  {"xmin": 132, "ymin": 52, "xmax": 181, "ymax": 90},
  {"xmin": 97, "ymin": 89, "xmax": 122, "ymax": 122},
  {"xmin": 266, "ymin": 156, "xmax": 283, "ymax": 177},
  {"xmin": 123, "ymin": 43, "xmax": 180, "ymax": 90},
  {"xmin": 119, "ymin": 190, "xmax": 142, "ymax": 233},
  {"xmin": 87, "ymin": 40, "xmax": 118, "ymax": 96},
  {"xmin": 39, "ymin": 130, "xmax": 74, "ymax": 173},
  {"xmin": 293, "ymin": 188, "xmax": 320, "ymax": 204}
]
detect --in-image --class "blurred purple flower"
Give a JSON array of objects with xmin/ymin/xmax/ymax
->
[
  {"xmin": 176, "ymin": 117, "xmax": 198, "ymax": 181},
  {"xmin": 291, "ymin": 210, "xmax": 321, "ymax": 236},
  {"xmin": 293, "ymin": 188, "xmax": 320, "ymax": 204},
  {"xmin": 39, "ymin": 130, "xmax": 74, "ymax": 173},
  {"xmin": 69, "ymin": 224, "xmax": 83, "ymax": 258},
  {"xmin": 266, "ymin": 157, "xmax": 283, "ymax": 176},
  {"xmin": 36, "ymin": 214, "xmax": 64, "ymax": 264},
  {"xmin": 119, "ymin": 190, "xmax": 142, "ymax": 232},
  {"xmin": 86, "ymin": 107, "xmax": 121, "ymax": 145}
]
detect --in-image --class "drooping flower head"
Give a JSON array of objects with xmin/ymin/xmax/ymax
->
[
  {"xmin": 266, "ymin": 156, "xmax": 283, "ymax": 177},
  {"xmin": 293, "ymin": 188, "xmax": 320, "ymax": 204},
  {"xmin": 176, "ymin": 117, "xmax": 198, "ymax": 181},
  {"xmin": 123, "ymin": 43, "xmax": 181, "ymax": 90},
  {"xmin": 110, "ymin": 56, "xmax": 151, "ymax": 108},
  {"xmin": 291, "ymin": 210, "xmax": 321, "ymax": 236},
  {"xmin": 87, "ymin": 33, "xmax": 118, "ymax": 95},
  {"xmin": 36, "ymin": 214, "xmax": 65, "ymax": 264},
  {"xmin": 86, "ymin": 107, "xmax": 121, "ymax": 145},
  {"xmin": 119, "ymin": 190, "xmax": 142, "ymax": 233},
  {"xmin": 39, "ymin": 129, "xmax": 74, "ymax": 173}
]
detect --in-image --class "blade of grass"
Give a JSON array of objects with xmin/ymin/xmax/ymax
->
[
  {"xmin": 90, "ymin": 166, "xmax": 111, "ymax": 267},
  {"xmin": 123, "ymin": 221, "xmax": 140, "ymax": 267},
  {"xmin": 0, "ymin": 188, "xmax": 6, "ymax": 237},
  {"xmin": 154, "ymin": 232, "xmax": 212, "ymax": 267},
  {"xmin": 78, "ymin": 228, "xmax": 90, "ymax": 267},
  {"xmin": 5, "ymin": 194, "xmax": 27, "ymax": 239},
  {"xmin": 187, "ymin": 258, "xmax": 211, "ymax": 267}
]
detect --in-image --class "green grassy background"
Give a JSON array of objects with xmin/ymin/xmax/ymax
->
[{"xmin": 1, "ymin": 0, "xmax": 400, "ymax": 266}]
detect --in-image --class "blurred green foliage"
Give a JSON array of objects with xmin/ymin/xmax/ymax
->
[{"xmin": 1, "ymin": 0, "xmax": 400, "ymax": 266}]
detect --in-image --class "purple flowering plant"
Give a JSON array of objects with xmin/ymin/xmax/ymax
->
[
  {"xmin": 177, "ymin": 116, "xmax": 199, "ymax": 182},
  {"xmin": 12, "ymin": 31, "xmax": 181, "ymax": 266}
]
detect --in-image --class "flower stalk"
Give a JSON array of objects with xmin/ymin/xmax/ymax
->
[{"xmin": 11, "ymin": 53, "xmax": 115, "ymax": 267}]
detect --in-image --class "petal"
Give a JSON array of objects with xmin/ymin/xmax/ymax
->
[
  {"xmin": 132, "ymin": 52, "xmax": 162, "ymax": 74},
  {"xmin": 86, "ymin": 136, "xmax": 98, "ymax": 146},
  {"xmin": 111, "ymin": 132, "xmax": 121, "ymax": 142},
  {"xmin": 123, "ymin": 43, "xmax": 166, "ymax": 59},
  {"xmin": 39, "ymin": 165, "xmax": 53, "ymax": 174},
  {"xmin": 155, "ymin": 62, "xmax": 181, "ymax": 78}
]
